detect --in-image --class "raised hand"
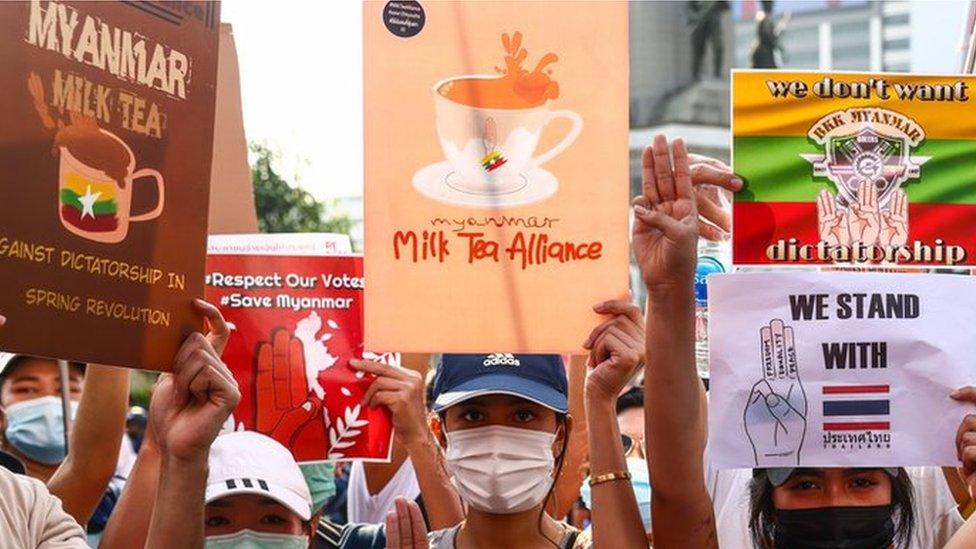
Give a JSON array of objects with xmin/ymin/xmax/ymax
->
[
  {"xmin": 687, "ymin": 153, "xmax": 743, "ymax": 242},
  {"xmin": 633, "ymin": 135, "xmax": 699, "ymax": 292},
  {"xmin": 149, "ymin": 332, "xmax": 241, "ymax": 462},
  {"xmin": 847, "ymin": 180, "xmax": 882, "ymax": 246},
  {"xmin": 385, "ymin": 497, "xmax": 428, "ymax": 549},
  {"xmin": 816, "ymin": 189, "xmax": 850, "ymax": 246},
  {"xmin": 351, "ymin": 359, "xmax": 428, "ymax": 448},
  {"xmin": 880, "ymin": 189, "xmax": 909, "ymax": 247},
  {"xmin": 582, "ymin": 300, "xmax": 645, "ymax": 401},
  {"xmin": 744, "ymin": 319, "xmax": 807, "ymax": 466},
  {"xmin": 255, "ymin": 328, "xmax": 324, "ymax": 447}
]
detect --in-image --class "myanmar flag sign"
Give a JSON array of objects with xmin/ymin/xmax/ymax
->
[{"xmin": 733, "ymin": 71, "xmax": 975, "ymax": 267}]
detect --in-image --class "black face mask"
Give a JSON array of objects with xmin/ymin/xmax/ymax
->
[{"xmin": 773, "ymin": 505, "xmax": 894, "ymax": 549}]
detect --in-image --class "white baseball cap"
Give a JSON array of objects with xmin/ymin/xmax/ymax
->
[{"xmin": 205, "ymin": 431, "xmax": 312, "ymax": 521}]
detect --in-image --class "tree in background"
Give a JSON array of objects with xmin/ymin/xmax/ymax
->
[{"xmin": 250, "ymin": 143, "xmax": 353, "ymax": 236}]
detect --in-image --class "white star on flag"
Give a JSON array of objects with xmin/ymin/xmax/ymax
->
[{"xmin": 78, "ymin": 185, "xmax": 102, "ymax": 220}]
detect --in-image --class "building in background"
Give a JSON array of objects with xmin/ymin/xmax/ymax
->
[{"xmin": 732, "ymin": 0, "xmax": 969, "ymax": 73}]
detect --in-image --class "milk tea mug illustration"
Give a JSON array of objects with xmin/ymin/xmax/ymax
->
[
  {"xmin": 56, "ymin": 125, "xmax": 164, "ymax": 244},
  {"xmin": 427, "ymin": 32, "xmax": 582, "ymax": 196},
  {"xmin": 434, "ymin": 75, "xmax": 582, "ymax": 194}
]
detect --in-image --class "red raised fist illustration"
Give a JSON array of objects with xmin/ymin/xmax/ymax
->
[{"xmin": 255, "ymin": 328, "xmax": 325, "ymax": 448}]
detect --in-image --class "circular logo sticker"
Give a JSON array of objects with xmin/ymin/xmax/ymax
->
[{"xmin": 383, "ymin": 1, "xmax": 425, "ymax": 38}]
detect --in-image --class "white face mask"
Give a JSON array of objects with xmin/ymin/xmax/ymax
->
[
  {"xmin": 445, "ymin": 424, "xmax": 558, "ymax": 514},
  {"xmin": 204, "ymin": 529, "xmax": 308, "ymax": 549}
]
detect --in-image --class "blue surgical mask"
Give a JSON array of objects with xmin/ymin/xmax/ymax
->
[
  {"xmin": 299, "ymin": 462, "xmax": 336, "ymax": 513},
  {"xmin": 3, "ymin": 396, "xmax": 78, "ymax": 465},
  {"xmin": 204, "ymin": 529, "xmax": 309, "ymax": 549},
  {"xmin": 581, "ymin": 457, "xmax": 652, "ymax": 531}
]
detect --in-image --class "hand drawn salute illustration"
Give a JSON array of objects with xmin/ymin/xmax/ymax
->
[
  {"xmin": 744, "ymin": 319, "xmax": 808, "ymax": 466},
  {"xmin": 28, "ymin": 71, "xmax": 165, "ymax": 244},
  {"xmin": 413, "ymin": 31, "xmax": 582, "ymax": 208},
  {"xmin": 804, "ymin": 108, "xmax": 928, "ymax": 249}
]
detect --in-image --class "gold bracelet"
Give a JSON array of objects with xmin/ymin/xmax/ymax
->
[{"xmin": 588, "ymin": 471, "xmax": 632, "ymax": 487}]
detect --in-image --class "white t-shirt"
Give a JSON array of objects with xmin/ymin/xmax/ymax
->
[
  {"xmin": 0, "ymin": 467, "xmax": 87, "ymax": 548},
  {"xmin": 347, "ymin": 457, "xmax": 421, "ymax": 525},
  {"xmin": 707, "ymin": 464, "xmax": 964, "ymax": 548}
]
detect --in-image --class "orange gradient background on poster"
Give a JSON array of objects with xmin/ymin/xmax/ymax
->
[{"xmin": 363, "ymin": 1, "xmax": 629, "ymax": 353}]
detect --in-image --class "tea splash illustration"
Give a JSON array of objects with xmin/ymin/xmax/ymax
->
[{"xmin": 413, "ymin": 32, "xmax": 582, "ymax": 208}]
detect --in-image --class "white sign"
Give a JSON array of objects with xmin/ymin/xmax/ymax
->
[
  {"xmin": 208, "ymin": 233, "xmax": 353, "ymax": 256},
  {"xmin": 708, "ymin": 271, "xmax": 976, "ymax": 468}
]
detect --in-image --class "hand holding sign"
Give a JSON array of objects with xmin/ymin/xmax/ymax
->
[
  {"xmin": 353, "ymin": 359, "xmax": 427, "ymax": 448},
  {"xmin": 255, "ymin": 329, "xmax": 324, "ymax": 447},
  {"xmin": 745, "ymin": 319, "xmax": 808, "ymax": 466},
  {"xmin": 632, "ymin": 135, "xmax": 699, "ymax": 290}
]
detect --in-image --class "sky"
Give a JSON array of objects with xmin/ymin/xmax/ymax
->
[
  {"xmin": 220, "ymin": 1, "xmax": 363, "ymax": 202},
  {"xmin": 221, "ymin": 1, "xmax": 974, "ymax": 203}
]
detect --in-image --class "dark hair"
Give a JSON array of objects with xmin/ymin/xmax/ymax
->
[
  {"xmin": 539, "ymin": 413, "xmax": 570, "ymax": 548},
  {"xmin": 748, "ymin": 468, "xmax": 915, "ymax": 548},
  {"xmin": 616, "ymin": 387, "xmax": 644, "ymax": 415}
]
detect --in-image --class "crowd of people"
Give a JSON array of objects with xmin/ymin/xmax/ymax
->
[{"xmin": 4, "ymin": 135, "xmax": 976, "ymax": 548}]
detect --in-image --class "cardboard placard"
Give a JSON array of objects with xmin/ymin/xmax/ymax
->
[
  {"xmin": 0, "ymin": 0, "xmax": 220, "ymax": 370},
  {"xmin": 708, "ymin": 271, "xmax": 976, "ymax": 468},
  {"xmin": 206, "ymin": 235, "xmax": 394, "ymax": 462},
  {"xmin": 363, "ymin": 1, "xmax": 629, "ymax": 353},
  {"xmin": 733, "ymin": 70, "xmax": 976, "ymax": 267}
]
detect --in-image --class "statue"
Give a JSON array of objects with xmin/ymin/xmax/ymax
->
[
  {"xmin": 687, "ymin": 1, "xmax": 729, "ymax": 81},
  {"xmin": 751, "ymin": 0, "xmax": 790, "ymax": 69}
]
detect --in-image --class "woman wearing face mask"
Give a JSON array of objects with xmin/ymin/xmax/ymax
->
[
  {"xmin": 421, "ymin": 353, "xmax": 577, "ymax": 549},
  {"xmin": 632, "ymin": 134, "xmax": 968, "ymax": 548}
]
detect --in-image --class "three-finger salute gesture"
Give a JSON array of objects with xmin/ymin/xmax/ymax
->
[{"xmin": 633, "ymin": 135, "xmax": 700, "ymax": 292}]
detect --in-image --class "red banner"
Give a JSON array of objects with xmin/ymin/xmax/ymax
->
[{"xmin": 206, "ymin": 246, "xmax": 393, "ymax": 463}]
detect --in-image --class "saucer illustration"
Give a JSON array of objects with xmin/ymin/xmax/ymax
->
[{"xmin": 412, "ymin": 161, "xmax": 558, "ymax": 208}]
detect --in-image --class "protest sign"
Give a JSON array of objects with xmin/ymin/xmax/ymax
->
[
  {"xmin": 707, "ymin": 271, "xmax": 976, "ymax": 468},
  {"xmin": 206, "ymin": 235, "xmax": 393, "ymax": 463},
  {"xmin": 733, "ymin": 70, "xmax": 976, "ymax": 267},
  {"xmin": 0, "ymin": 1, "xmax": 220, "ymax": 370},
  {"xmin": 363, "ymin": 1, "xmax": 629, "ymax": 353}
]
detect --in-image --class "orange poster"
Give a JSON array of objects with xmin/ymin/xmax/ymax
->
[{"xmin": 364, "ymin": 1, "xmax": 629, "ymax": 353}]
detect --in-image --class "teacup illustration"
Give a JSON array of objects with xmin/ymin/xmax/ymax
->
[
  {"xmin": 433, "ymin": 74, "xmax": 582, "ymax": 194},
  {"xmin": 56, "ymin": 125, "xmax": 164, "ymax": 244}
]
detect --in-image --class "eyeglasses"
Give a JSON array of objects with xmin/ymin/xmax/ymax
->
[{"xmin": 621, "ymin": 434, "xmax": 646, "ymax": 458}]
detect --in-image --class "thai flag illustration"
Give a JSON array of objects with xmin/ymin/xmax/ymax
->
[{"xmin": 821, "ymin": 384, "xmax": 890, "ymax": 431}]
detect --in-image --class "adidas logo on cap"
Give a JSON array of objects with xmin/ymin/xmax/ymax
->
[{"xmin": 483, "ymin": 353, "xmax": 520, "ymax": 367}]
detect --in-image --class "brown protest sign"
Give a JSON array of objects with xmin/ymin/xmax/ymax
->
[{"xmin": 0, "ymin": 1, "xmax": 220, "ymax": 371}]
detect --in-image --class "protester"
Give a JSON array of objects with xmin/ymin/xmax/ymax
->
[
  {"xmin": 311, "ymin": 357, "xmax": 465, "ymax": 548},
  {"xmin": 100, "ymin": 299, "xmax": 239, "ymax": 548},
  {"xmin": 0, "ymin": 307, "xmax": 238, "ymax": 548},
  {"xmin": 578, "ymin": 300, "xmax": 652, "ymax": 548},
  {"xmin": 579, "ymin": 386, "xmax": 652, "ymax": 541},
  {"xmin": 126, "ymin": 405, "xmax": 148, "ymax": 453},
  {"xmin": 0, "ymin": 348, "xmax": 129, "ymax": 528},
  {"xmin": 203, "ymin": 431, "xmax": 319, "ymax": 547},
  {"xmin": 0, "ymin": 313, "xmax": 87, "ymax": 546},
  {"xmin": 632, "ymin": 133, "xmax": 970, "ymax": 548},
  {"xmin": 379, "ymin": 352, "xmax": 577, "ymax": 548}
]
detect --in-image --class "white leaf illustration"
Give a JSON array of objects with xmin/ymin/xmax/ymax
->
[
  {"xmin": 327, "ymin": 319, "xmax": 339, "ymax": 329},
  {"xmin": 340, "ymin": 387, "xmax": 352, "ymax": 397},
  {"xmin": 327, "ymin": 405, "xmax": 367, "ymax": 456}
]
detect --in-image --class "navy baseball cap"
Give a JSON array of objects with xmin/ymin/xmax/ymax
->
[{"xmin": 432, "ymin": 354, "xmax": 568, "ymax": 413}]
